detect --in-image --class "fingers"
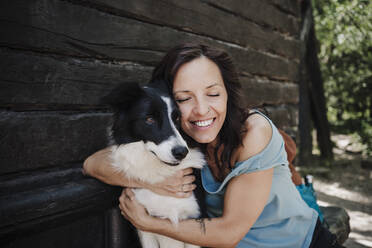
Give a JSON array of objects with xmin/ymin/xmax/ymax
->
[
  {"xmin": 176, "ymin": 191, "xmax": 193, "ymax": 198},
  {"xmin": 118, "ymin": 192, "xmax": 126, "ymax": 217},
  {"xmin": 165, "ymin": 170, "xmax": 196, "ymax": 192},
  {"xmin": 124, "ymin": 188, "xmax": 135, "ymax": 200},
  {"xmin": 118, "ymin": 191, "xmax": 126, "ymax": 214},
  {"xmin": 169, "ymin": 181, "xmax": 196, "ymax": 194},
  {"xmin": 119, "ymin": 201, "xmax": 131, "ymax": 221},
  {"xmin": 119, "ymin": 188, "xmax": 134, "ymax": 212},
  {"xmin": 177, "ymin": 169, "xmax": 196, "ymax": 188},
  {"xmin": 182, "ymin": 168, "xmax": 194, "ymax": 176},
  {"xmin": 119, "ymin": 188, "xmax": 136, "ymax": 219},
  {"xmin": 171, "ymin": 181, "xmax": 196, "ymax": 199},
  {"xmin": 183, "ymin": 175, "xmax": 196, "ymax": 185},
  {"xmin": 143, "ymin": 168, "xmax": 198, "ymax": 198},
  {"xmin": 174, "ymin": 170, "xmax": 197, "ymax": 197},
  {"xmin": 181, "ymin": 183, "xmax": 196, "ymax": 192},
  {"xmin": 119, "ymin": 188, "xmax": 133, "ymax": 201}
]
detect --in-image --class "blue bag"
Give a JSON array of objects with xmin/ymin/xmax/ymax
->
[{"xmin": 296, "ymin": 175, "xmax": 324, "ymax": 222}]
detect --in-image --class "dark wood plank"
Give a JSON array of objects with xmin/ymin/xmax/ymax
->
[
  {"xmin": 203, "ymin": 0, "xmax": 300, "ymax": 36},
  {"xmin": 0, "ymin": 178, "xmax": 118, "ymax": 228},
  {"xmin": 86, "ymin": 0, "xmax": 300, "ymax": 59},
  {"xmin": 0, "ymin": 111, "xmax": 112, "ymax": 174},
  {"xmin": 269, "ymin": 0, "xmax": 301, "ymax": 17},
  {"xmin": 0, "ymin": 165, "xmax": 140, "ymax": 248},
  {"xmin": 0, "ymin": 49, "xmax": 153, "ymax": 107},
  {"xmin": 0, "ymin": 1, "xmax": 168, "ymax": 65},
  {"xmin": 0, "ymin": 166, "xmax": 83, "ymax": 195},
  {"xmin": 2, "ymin": 215, "xmax": 106, "ymax": 248},
  {"xmin": 265, "ymin": 104, "xmax": 298, "ymax": 130},
  {"xmin": 0, "ymin": 0, "xmax": 300, "ymax": 82},
  {"xmin": 233, "ymin": 48, "xmax": 299, "ymax": 82},
  {"xmin": 1, "ymin": 19, "xmax": 166, "ymax": 65},
  {"xmin": 0, "ymin": 48, "xmax": 298, "ymax": 108},
  {"xmin": 241, "ymin": 77, "xmax": 298, "ymax": 106}
]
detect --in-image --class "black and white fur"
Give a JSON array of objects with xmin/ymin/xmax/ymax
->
[{"xmin": 103, "ymin": 82, "xmax": 205, "ymax": 248}]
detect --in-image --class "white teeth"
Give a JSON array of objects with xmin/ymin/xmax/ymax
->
[{"xmin": 194, "ymin": 119, "xmax": 213, "ymax": 127}]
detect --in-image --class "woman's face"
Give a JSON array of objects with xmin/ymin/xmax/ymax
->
[{"xmin": 173, "ymin": 56, "xmax": 228, "ymax": 144}]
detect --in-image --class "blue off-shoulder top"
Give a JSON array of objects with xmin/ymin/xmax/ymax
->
[{"xmin": 201, "ymin": 110, "xmax": 318, "ymax": 248}]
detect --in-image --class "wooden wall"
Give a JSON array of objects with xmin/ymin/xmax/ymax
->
[{"xmin": 0, "ymin": 0, "xmax": 301, "ymax": 247}]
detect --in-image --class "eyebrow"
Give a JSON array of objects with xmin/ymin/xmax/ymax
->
[
  {"xmin": 206, "ymin": 83, "xmax": 219, "ymax": 89},
  {"xmin": 174, "ymin": 83, "xmax": 221, "ymax": 93}
]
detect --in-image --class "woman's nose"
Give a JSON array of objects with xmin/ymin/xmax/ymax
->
[{"xmin": 193, "ymin": 98, "xmax": 210, "ymax": 116}]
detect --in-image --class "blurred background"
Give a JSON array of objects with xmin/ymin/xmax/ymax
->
[
  {"xmin": 304, "ymin": 1, "xmax": 372, "ymax": 247},
  {"xmin": 312, "ymin": 0, "xmax": 371, "ymax": 157}
]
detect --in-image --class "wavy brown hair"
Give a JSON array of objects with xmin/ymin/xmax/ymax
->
[{"xmin": 150, "ymin": 43, "xmax": 249, "ymax": 181}]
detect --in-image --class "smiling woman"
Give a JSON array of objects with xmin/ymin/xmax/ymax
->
[{"xmin": 84, "ymin": 43, "xmax": 345, "ymax": 248}]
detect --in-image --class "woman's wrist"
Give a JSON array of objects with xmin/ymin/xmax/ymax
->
[{"xmin": 144, "ymin": 215, "xmax": 169, "ymax": 233}]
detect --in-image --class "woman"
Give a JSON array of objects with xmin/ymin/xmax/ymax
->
[{"xmin": 84, "ymin": 43, "xmax": 342, "ymax": 247}]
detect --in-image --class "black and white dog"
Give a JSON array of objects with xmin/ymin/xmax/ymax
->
[{"xmin": 103, "ymin": 81, "xmax": 205, "ymax": 248}]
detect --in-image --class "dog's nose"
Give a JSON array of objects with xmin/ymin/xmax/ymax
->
[{"xmin": 172, "ymin": 146, "xmax": 189, "ymax": 160}]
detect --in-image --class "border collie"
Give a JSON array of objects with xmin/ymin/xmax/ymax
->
[{"xmin": 103, "ymin": 81, "xmax": 205, "ymax": 248}]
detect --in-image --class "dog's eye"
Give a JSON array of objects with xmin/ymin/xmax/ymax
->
[{"xmin": 145, "ymin": 117, "xmax": 155, "ymax": 125}]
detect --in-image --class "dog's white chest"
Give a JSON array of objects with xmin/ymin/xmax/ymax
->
[
  {"xmin": 133, "ymin": 188, "xmax": 200, "ymax": 225},
  {"xmin": 110, "ymin": 142, "xmax": 204, "ymax": 248}
]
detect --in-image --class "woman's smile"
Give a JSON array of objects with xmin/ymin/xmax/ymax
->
[{"xmin": 191, "ymin": 118, "xmax": 216, "ymax": 128}]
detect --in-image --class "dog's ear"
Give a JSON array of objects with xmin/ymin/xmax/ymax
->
[
  {"xmin": 101, "ymin": 82, "xmax": 144, "ymax": 111},
  {"xmin": 148, "ymin": 79, "xmax": 171, "ymax": 95}
]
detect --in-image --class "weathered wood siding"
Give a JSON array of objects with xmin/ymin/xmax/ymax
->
[{"xmin": 0, "ymin": 0, "xmax": 301, "ymax": 247}]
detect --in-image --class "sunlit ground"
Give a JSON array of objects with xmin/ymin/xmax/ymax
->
[
  {"xmin": 315, "ymin": 180, "xmax": 372, "ymax": 248},
  {"xmin": 308, "ymin": 134, "xmax": 372, "ymax": 248}
]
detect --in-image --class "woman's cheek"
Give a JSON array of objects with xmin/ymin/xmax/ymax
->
[
  {"xmin": 178, "ymin": 105, "xmax": 190, "ymax": 121},
  {"xmin": 181, "ymin": 116, "xmax": 190, "ymax": 132}
]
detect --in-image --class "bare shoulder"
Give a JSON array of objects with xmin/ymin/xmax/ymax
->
[{"xmin": 236, "ymin": 114, "xmax": 273, "ymax": 162}]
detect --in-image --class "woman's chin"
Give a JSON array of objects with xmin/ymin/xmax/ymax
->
[{"xmin": 191, "ymin": 134, "xmax": 218, "ymax": 144}]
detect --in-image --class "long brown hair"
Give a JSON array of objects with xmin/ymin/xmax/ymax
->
[{"xmin": 150, "ymin": 43, "xmax": 249, "ymax": 180}]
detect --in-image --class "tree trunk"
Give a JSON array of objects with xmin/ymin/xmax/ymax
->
[
  {"xmin": 298, "ymin": 0, "xmax": 314, "ymax": 165},
  {"xmin": 306, "ymin": 25, "xmax": 334, "ymax": 160},
  {"xmin": 299, "ymin": 1, "xmax": 333, "ymax": 163}
]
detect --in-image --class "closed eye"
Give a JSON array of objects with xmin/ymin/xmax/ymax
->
[
  {"xmin": 208, "ymin": 94, "xmax": 220, "ymax": 97},
  {"xmin": 175, "ymin": 98, "xmax": 190, "ymax": 103}
]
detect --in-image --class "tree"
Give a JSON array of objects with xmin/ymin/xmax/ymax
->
[{"xmin": 312, "ymin": 0, "xmax": 372, "ymax": 155}]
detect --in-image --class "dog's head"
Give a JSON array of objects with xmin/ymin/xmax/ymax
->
[{"xmin": 103, "ymin": 81, "xmax": 189, "ymax": 165}]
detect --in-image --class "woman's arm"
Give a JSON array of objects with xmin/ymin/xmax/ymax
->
[
  {"xmin": 120, "ymin": 167, "xmax": 273, "ymax": 248},
  {"xmin": 83, "ymin": 147, "xmax": 196, "ymax": 198},
  {"xmin": 119, "ymin": 113, "xmax": 274, "ymax": 247},
  {"xmin": 83, "ymin": 147, "xmax": 141, "ymax": 187}
]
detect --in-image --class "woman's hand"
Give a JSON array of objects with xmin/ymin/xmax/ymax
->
[
  {"xmin": 147, "ymin": 168, "xmax": 196, "ymax": 198},
  {"xmin": 119, "ymin": 188, "xmax": 155, "ymax": 232}
]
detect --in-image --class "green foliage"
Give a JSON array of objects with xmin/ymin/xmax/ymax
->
[{"xmin": 312, "ymin": 0, "xmax": 372, "ymax": 154}]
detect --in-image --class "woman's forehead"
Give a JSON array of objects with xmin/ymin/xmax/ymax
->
[
  {"xmin": 173, "ymin": 82, "xmax": 224, "ymax": 94},
  {"xmin": 173, "ymin": 57, "xmax": 224, "ymax": 91}
]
